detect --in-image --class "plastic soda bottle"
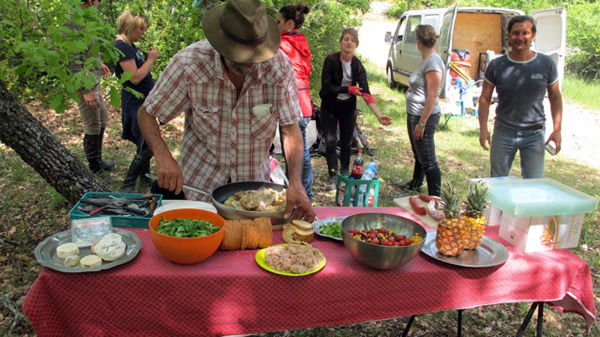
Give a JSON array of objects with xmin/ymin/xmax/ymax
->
[
  {"xmin": 350, "ymin": 150, "xmax": 364, "ymax": 179},
  {"xmin": 357, "ymin": 161, "xmax": 378, "ymax": 207}
]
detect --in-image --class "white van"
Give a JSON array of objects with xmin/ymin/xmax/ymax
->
[{"xmin": 384, "ymin": 6, "xmax": 566, "ymax": 98}]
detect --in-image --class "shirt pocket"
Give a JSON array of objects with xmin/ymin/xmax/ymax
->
[
  {"xmin": 191, "ymin": 105, "xmax": 220, "ymax": 158},
  {"xmin": 250, "ymin": 109, "xmax": 277, "ymax": 141}
]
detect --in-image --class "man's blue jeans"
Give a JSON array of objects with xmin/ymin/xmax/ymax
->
[
  {"xmin": 298, "ymin": 117, "xmax": 314, "ymax": 200},
  {"xmin": 490, "ymin": 123, "xmax": 545, "ymax": 178}
]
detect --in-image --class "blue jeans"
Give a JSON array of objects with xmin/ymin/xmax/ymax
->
[
  {"xmin": 407, "ymin": 114, "xmax": 441, "ymax": 196},
  {"xmin": 490, "ymin": 123, "xmax": 546, "ymax": 178},
  {"xmin": 298, "ymin": 117, "xmax": 314, "ymax": 200}
]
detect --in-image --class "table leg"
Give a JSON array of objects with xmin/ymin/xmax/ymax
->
[
  {"xmin": 536, "ymin": 302, "xmax": 544, "ymax": 337},
  {"xmin": 516, "ymin": 302, "xmax": 542, "ymax": 337},
  {"xmin": 457, "ymin": 309, "xmax": 463, "ymax": 337},
  {"xmin": 402, "ymin": 315, "xmax": 416, "ymax": 337}
]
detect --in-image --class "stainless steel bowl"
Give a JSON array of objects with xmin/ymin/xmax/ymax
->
[
  {"xmin": 342, "ymin": 213, "xmax": 427, "ymax": 270},
  {"xmin": 211, "ymin": 181, "xmax": 290, "ymax": 226}
]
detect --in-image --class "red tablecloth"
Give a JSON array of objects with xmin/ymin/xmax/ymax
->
[{"xmin": 23, "ymin": 207, "xmax": 596, "ymax": 336}]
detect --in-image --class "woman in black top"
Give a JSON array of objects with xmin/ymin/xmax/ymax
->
[
  {"xmin": 114, "ymin": 9, "xmax": 159, "ymax": 192},
  {"xmin": 319, "ymin": 28, "xmax": 392, "ymax": 190}
]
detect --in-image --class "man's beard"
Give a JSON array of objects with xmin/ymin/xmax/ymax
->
[{"xmin": 223, "ymin": 58, "xmax": 253, "ymax": 75}]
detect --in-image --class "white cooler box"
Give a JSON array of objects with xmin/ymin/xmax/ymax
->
[{"xmin": 488, "ymin": 178, "xmax": 597, "ymax": 253}]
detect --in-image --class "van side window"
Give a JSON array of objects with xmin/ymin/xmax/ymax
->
[
  {"xmin": 404, "ymin": 16, "xmax": 422, "ymax": 44},
  {"xmin": 423, "ymin": 15, "xmax": 439, "ymax": 30},
  {"xmin": 395, "ymin": 17, "xmax": 407, "ymax": 43}
]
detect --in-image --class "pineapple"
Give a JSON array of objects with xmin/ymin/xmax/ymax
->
[
  {"xmin": 435, "ymin": 183, "xmax": 465, "ymax": 256},
  {"xmin": 461, "ymin": 182, "xmax": 490, "ymax": 250}
]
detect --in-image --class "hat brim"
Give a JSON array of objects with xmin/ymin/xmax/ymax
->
[{"xmin": 203, "ymin": 6, "xmax": 280, "ymax": 64}]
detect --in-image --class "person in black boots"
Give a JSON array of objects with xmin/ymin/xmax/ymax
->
[
  {"xmin": 113, "ymin": 9, "xmax": 159, "ymax": 192},
  {"xmin": 68, "ymin": 0, "xmax": 115, "ymax": 183},
  {"xmin": 319, "ymin": 28, "xmax": 392, "ymax": 190}
]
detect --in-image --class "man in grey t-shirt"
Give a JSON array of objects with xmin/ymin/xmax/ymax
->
[{"xmin": 478, "ymin": 15, "xmax": 563, "ymax": 178}]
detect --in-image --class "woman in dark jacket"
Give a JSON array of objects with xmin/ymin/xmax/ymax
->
[
  {"xmin": 319, "ymin": 28, "xmax": 392, "ymax": 190},
  {"xmin": 114, "ymin": 9, "xmax": 159, "ymax": 192}
]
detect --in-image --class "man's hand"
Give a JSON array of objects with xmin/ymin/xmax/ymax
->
[
  {"xmin": 479, "ymin": 128, "xmax": 491, "ymax": 150},
  {"xmin": 156, "ymin": 155, "xmax": 184, "ymax": 194},
  {"xmin": 82, "ymin": 91, "xmax": 99, "ymax": 110},
  {"xmin": 546, "ymin": 130, "xmax": 562, "ymax": 154},
  {"xmin": 284, "ymin": 183, "xmax": 316, "ymax": 222},
  {"xmin": 101, "ymin": 64, "xmax": 111, "ymax": 77}
]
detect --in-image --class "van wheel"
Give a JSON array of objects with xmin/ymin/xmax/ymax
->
[{"xmin": 387, "ymin": 66, "xmax": 397, "ymax": 89}]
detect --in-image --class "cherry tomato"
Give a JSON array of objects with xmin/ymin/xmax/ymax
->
[
  {"xmin": 352, "ymin": 229, "xmax": 360, "ymax": 235},
  {"xmin": 368, "ymin": 233, "xmax": 376, "ymax": 239},
  {"xmin": 405, "ymin": 238, "xmax": 412, "ymax": 245},
  {"xmin": 379, "ymin": 227, "xmax": 388, "ymax": 234}
]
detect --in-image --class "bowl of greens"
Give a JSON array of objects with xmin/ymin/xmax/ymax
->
[
  {"xmin": 313, "ymin": 216, "xmax": 347, "ymax": 241},
  {"xmin": 148, "ymin": 209, "xmax": 225, "ymax": 264}
]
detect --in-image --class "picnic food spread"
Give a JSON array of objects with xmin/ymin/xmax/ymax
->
[
  {"xmin": 436, "ymin": 182, "xmax": 490, "ymax": 256},
  {"xmin": 264, "ymin": 244, "xmax": 324, "ymax": 274},
  {"xmin": 55, "ymin": 233, "xmax": 129, "ymax": 268},
  {"xmin": 224, "ymin": 188, "xmax": 286, "ymax": 211},
  {"xmin": 282, "ymin": 220, "xmax": 315, "ymax": 244},
  {"xmin": 220, "ymin": 218, "xmax": 273, "ymax": 250}
]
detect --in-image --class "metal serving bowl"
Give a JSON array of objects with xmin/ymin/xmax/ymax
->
[
  {"xmin": 341, "ymin": 213, "xmax": 427, "ymax": 270},
  {"xmin": 211, "ymin": 181, "xmax": 290, "ymax": 226}
]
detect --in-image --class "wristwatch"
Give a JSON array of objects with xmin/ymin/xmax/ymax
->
[{"xmin": 418, "ymin": 122, "xmax": 426, "ymax": 128}]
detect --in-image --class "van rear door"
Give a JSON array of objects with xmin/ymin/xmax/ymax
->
[
  {"xmin": 435, "ymin": 5, "xmax": 458, "ymax": 98},
  {"xmin": 531, "ymin": 8, "xmax": 567, "ymax": 89}
]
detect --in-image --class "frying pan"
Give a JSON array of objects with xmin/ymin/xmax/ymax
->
[{"xmin": 211, "ymin": 181, "xmax": 293, "ymax": 228}]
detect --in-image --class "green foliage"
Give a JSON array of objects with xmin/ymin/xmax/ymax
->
[
  {"xmin": 565, "ymin": 1, "xmax": 600, "ymax": 80},
  {"xmin": 0, "ymin": 0, "xmax": 119, "ymax": 111},
  {"xmin": 387, "ymin": 4, "xmax": 407, "ymax": 18}
]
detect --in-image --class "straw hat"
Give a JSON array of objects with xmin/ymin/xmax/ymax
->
[{"xmin": 202, "ymin": 0, "xmax": 280, "ymax": 64}]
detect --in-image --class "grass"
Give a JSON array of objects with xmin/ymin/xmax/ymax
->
[
  {"xmin": 562, "ymin": 74, "xmax": 600, "ymax": 109},
  {"xmin": 0, "ymin": 58, "xmax": 598, "ymax": 336}
]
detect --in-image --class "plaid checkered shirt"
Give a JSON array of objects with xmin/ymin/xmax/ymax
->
[{"xmin": 144, "ymin": 40, "xmax": 301, "ymax": 200}]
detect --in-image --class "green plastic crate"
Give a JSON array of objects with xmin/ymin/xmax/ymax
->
[
  {"xmin": 69, "ymin": 192, "xmax": 163, "ymax": 228},
  {"xmin": 335, "ymin": 175, "xmax": 379, "ymax": 207}
]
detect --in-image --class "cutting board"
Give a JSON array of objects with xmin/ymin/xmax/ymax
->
[{"xmin": 393, "ymin": 196, "xmax": 439, "ymax": 229}]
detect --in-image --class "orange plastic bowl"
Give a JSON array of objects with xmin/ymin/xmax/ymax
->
[{"xmin": 148, "ymin": 208, "xmax": 225, "ymax": 264}]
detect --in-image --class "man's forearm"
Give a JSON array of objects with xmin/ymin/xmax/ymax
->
[
  {"xmin": 550, "ymin": 94, "xmax": 563, "ymax": 132},
  {"xmin": 281, "ymin": 123, "xmax": 304, "ymax": 185},
  {"xmin": 478, "ymin": 99, "xmax": 491, "ymax": 131},
  {"xmin": 138, "ymin": 106, "xmax": 172, "ymax": 161}
]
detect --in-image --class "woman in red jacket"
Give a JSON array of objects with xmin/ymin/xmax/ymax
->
[{"xmin": 278, "ymin": 3, "xmax": 314, "ymax": 200}]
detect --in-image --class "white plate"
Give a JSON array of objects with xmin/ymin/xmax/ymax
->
[
  {"xmin": 154, "ymin": 200, "xmax": 217, "ymax": 215},
  {"xmin": 312, "ymin": 216, "xmax": 348, "ymax": 241}
]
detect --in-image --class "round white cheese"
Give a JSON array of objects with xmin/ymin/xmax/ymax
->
[
  {"xmin": 94, "ymin": 241, "xmax": 127, "ymax": 261},
  {"xmin": 80, "ymin": 254, "xmax": 102, "ymax": 268},
  {"xmin": 64, "ymin": 255, "xmax": 81, "ymax": 267},
  {"xmin": 56, "ymin": 243, "xmax": 80, "ymax": 259}
]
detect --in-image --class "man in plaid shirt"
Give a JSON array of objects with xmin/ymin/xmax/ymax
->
[{"xmin": 138, "ymin": 0, "xmax": 315, "ymax": 221}]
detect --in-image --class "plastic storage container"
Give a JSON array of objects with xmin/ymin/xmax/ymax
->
[
  {"xmin": 335, "ymin": 175, "xmax": 379, "ymax": 207},
  {"xmin": 69, "ymin": 192, "xmax": 163, "ymax": 228},
  {"xmin": 488, "ymin": 178, "xmax": 597, "ymax": 252}
]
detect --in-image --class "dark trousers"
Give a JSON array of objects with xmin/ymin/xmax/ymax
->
[
  {"xmin": 407, "ymin": 114, "xmax": 442, "ymax": 196},
  {"xmin": 321, "ymin": 100, "xmax": 356, "ymax": 176}
]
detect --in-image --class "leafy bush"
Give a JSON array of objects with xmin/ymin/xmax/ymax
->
[
  {"xmin": 565, "ymin": 1, "xmax": 600, "ymax": 79},
  {"xmin": 387, "ymin": 4, "xmax": 407, "ymax": 18}
]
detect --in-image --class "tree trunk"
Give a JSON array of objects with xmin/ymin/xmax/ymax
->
[{"xmin": 0, "ymin": 80, "xmax": 110, "ymax": 204}]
